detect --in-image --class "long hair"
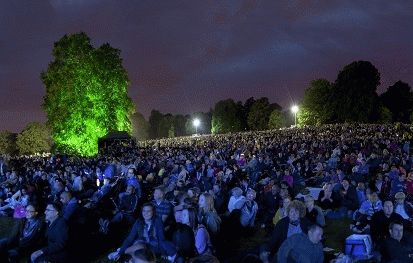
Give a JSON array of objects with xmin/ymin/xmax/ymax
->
[{"xmin": 200, "ymin": 192, "xmax": 216, "ymax": 213}]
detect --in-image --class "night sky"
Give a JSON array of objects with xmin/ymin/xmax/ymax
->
[{"xmin": 1, "ymin": 0, "xmax": 412, "ymax": 132}]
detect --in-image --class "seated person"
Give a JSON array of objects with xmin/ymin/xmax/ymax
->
[
  {"xmin": 30, "ymin": 201, "xmax": 69, "ymax": 263},
  {"xmin": 381, "ymin": 221, "xmax": 413, "ymax": 262},
  {"xmin": 304, "ymin": 195, "xmax": 325, "ymax": 227},
  {"xmin": 99, "ymin": 185, "xmax": 138, "ymax": 234},
  {"xmin": 394, "ymin": 192, "xmax": 413, "ymax": 231},
  {"xmin": 370, "ymin": 200, "xmax": 404, "ymax": 246},
  {"xmin": 0, "ymin": 204, "xmax": 44, "ymax": 262},
  {"xmin": 273, "ymin": 197, "xmax": 291, "ymax": 225},
  {"xmin": 317, "ymin": 182, "xmax": 339, "ymax": 212},
  {"xmin": 351, "ymin": 192, "xmax": 382, "ymax": 233},
  {"xmin": 107, "ymin": 203, "xmax": 176, "ymax": 261},
  {"xmin": 261, "ymin": 200, "xmax": 311, "ymax": 261}
]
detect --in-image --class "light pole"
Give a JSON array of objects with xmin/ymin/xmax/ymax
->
[
  {"xmin": 193, "ymin": 118, "xmax": 200, "ymax": 134},
  {"xmin": 291, "ymin": 105, "xmax": 299, "ymax": 126}
]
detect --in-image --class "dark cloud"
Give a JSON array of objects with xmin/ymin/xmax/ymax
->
[{"xmin": 0, "ymin": 0, "xmax": 412, "ymax": 132}]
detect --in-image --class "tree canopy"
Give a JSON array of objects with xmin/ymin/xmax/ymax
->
[
  {"xmin": 331, "ymin": 60, "xmax": 380, "ymax": 122},
  {"xmin": 380, "ymin": 81, "xmax": 413, "ymax": 123},
  {"xmin": 299, "ymin": 79, "xmax": 333, "ymax": 125},
  {"xmin": 247, "ymin": 97, "xmax": 273, "ymax": 130},
  {"xmin": 211, "ymin": 99, "xmax": 242, "ymax": 134},
  {"xmin": 130, "ymin": 112, "xmax": 150, "ymax": 141},
  {"xmin": 42, "ymin": 32, "xmax": 133, "ymax": 156},
  {"xmin": 16, "ymin": 122, "xmax": 52, "ymax": 155}
]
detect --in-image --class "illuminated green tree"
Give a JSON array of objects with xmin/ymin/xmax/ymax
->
[{"xmin": 42, "ymin": 33, "xmax": 133, "ymax": 156}]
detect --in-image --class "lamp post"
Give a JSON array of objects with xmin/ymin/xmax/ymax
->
[
  {"xmin": 291, "ymin": 105, "xmax": 299, "ymax": 126},
  {"xmin": 193, "ymin": 118, "xmax": 200, "ymax": 134}
]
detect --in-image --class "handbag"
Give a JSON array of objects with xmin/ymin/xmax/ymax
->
[{"xmin": 13, "ymin": 205, "xmax": 26, "ymax": 219}]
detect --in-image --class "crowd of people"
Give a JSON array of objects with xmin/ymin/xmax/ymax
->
[{"xmin": 0, "ymin": 123, "xmax": 413, "ymax": 262}]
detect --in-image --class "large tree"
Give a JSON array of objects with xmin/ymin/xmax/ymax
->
[
  {"xmin": 331, "ymin": 61, "xmax": 380, "ymax": 122},
  {"xmin": 211, "ymin": 99, "xmax": 242, "ymax": 134},
  {"xmin": 299, "ymin": 79, "xmax": 333, "ymax": 125},
  {"xmin": 247, "ymin": 97, "xmax": 273, "ymax": 130},
  {"xmin": 130, "ymin": 112, "xmax": 150, "ymax": 141},
  {"xmin": 268, "ymin": 110, "xmax": 285, "ymax": 129},
  {"xmin": 42, "ymin": 33, "xmax": 133, "ymax": 156},
  {"xmin": 0, "ymin": 131, "xmax": 16, "ymax": 155},
  {"xmin": 380, "ymin": 81, "xmax": 413, "ymax": 123},
  {"xmin": 16, "ymin": 123, "xmax": 52, "ymax": 155},
  {"xmin": 148, "ymin": 110, "xmax": 163, "ymax": 139}
]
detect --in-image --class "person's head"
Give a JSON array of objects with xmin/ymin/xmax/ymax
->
[
  {"xmin": 342, "ymin": 178, "xmax": 350, "ymax": 189},
  {"xmin": 282, "ymin": 197, "xmax": 292, "ymax": 209},
  {"xmin": 357, "ymin": 182, "xmax": 365, "ymax": 191},
  {"xmin": 60, "ymin": 191, "xmax": 72, "ymax": 205},
  {"xmin": 271, "ymin": 184, "xmax": 280, "ymax": 195},
  {"xmin": 389, "ymin": 221, "xmax": 404, "ymax": 242},
  {"xmin": 198, "ymin": 192, "xmax": 214, "ymax": 212},
  {"xmin": 231, "ymin": 187, "xmax": 243, "ymax": 198},
  {"xmin": 383, "ymin": 200, "xmax": 394, "ymax": 217},
  {"xmin": 395, "ymin": 192, "xmax": 406, "ymax": 205},
  {"xmin": 286, "ymin": 200, "xmax": 306, "ymax": 223},
  {"xmin": 127, "ymin": 168, "xmax": 136, "ymax": 179},
  {"xmin": 181, "ymin": 207, "xmax": 197, "ymax": 229},
  {"xmin": 323, "ymin": 182, "xmax": 332, "ymax": 192},
  {"xmin": 304, "ymin": 195, "xmax": 315, "ymax": 209},
  {"xmin": 141, "ymin": 203, "xmax": 155, "ymax": 221},
  {"xmin": 45, "ymin": 202, "xmax": 62, "ymax": 223},
  {"xmin": 153, "ymin": 187, "xmax": 165, "ymax": 202},
  {"xmin": 25, "ymin": 204, "xmax": 39, "ymax": 220},
  {"xmin": 368, "ymin": 192, "xmax": 379, "ymax": 203},
  {"xmin": 307, "ymin": 224, "xmax": 323, "ymax": 244},
  {"xmin": 126, "ymin": 185, "xmax": 136, "ymax": 195},
  {"xmin": 246, "ymin": 189, "xmax": 256, "ymax": 201}
]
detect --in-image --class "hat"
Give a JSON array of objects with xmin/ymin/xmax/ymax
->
[{"xmin": 395, "ymin": 192, "xmax": 406, "ymax": 199}]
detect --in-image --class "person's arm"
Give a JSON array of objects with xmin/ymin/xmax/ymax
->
[
  {"xmin": 119, "ymin": 220, "xmax": 140, "ymax": 254},
  {"xmin": 315, "ymin": 206, "xmax": 326, "ymax": 227}
]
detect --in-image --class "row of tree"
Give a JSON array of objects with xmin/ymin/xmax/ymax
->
[
  {"xmin": 299, "ymin": 61, "xmax": 413, "ymax": 125},
  {"xmin": 130, "ymin": 97, "xmax": 288, "ymax": 140}
]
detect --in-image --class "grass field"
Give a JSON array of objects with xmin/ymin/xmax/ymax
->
[{"xmin": 0, "ymin": 216, "xmax": 352, "ymax": 262}]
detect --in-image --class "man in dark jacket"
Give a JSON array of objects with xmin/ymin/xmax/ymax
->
[
  {"xmin": 381, "ymin": 221, "xmax": 413, "ymax": 262},
  {"xmin": 30, "ymin": 202, "xmax": 68, "ymax": 263},
  {"xmin": 371, "ymin": 200, "xmax": 404, "ymax": 246}
]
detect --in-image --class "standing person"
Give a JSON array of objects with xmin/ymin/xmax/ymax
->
[
  {"xmin": 30, "ymin": 202, "xmax": 68, "ymax": 263},
  {"xmin": 0, "ymin": 204, "xmax": 44, "ymax": 262},
  {"xmin": 277, "ymin": 224, "xmax": 324, "ymax": 263}
]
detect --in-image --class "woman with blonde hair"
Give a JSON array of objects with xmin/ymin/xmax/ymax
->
[{"xmin": 198, "ymin": 193, "xmax": 221, "ymax": 235}]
